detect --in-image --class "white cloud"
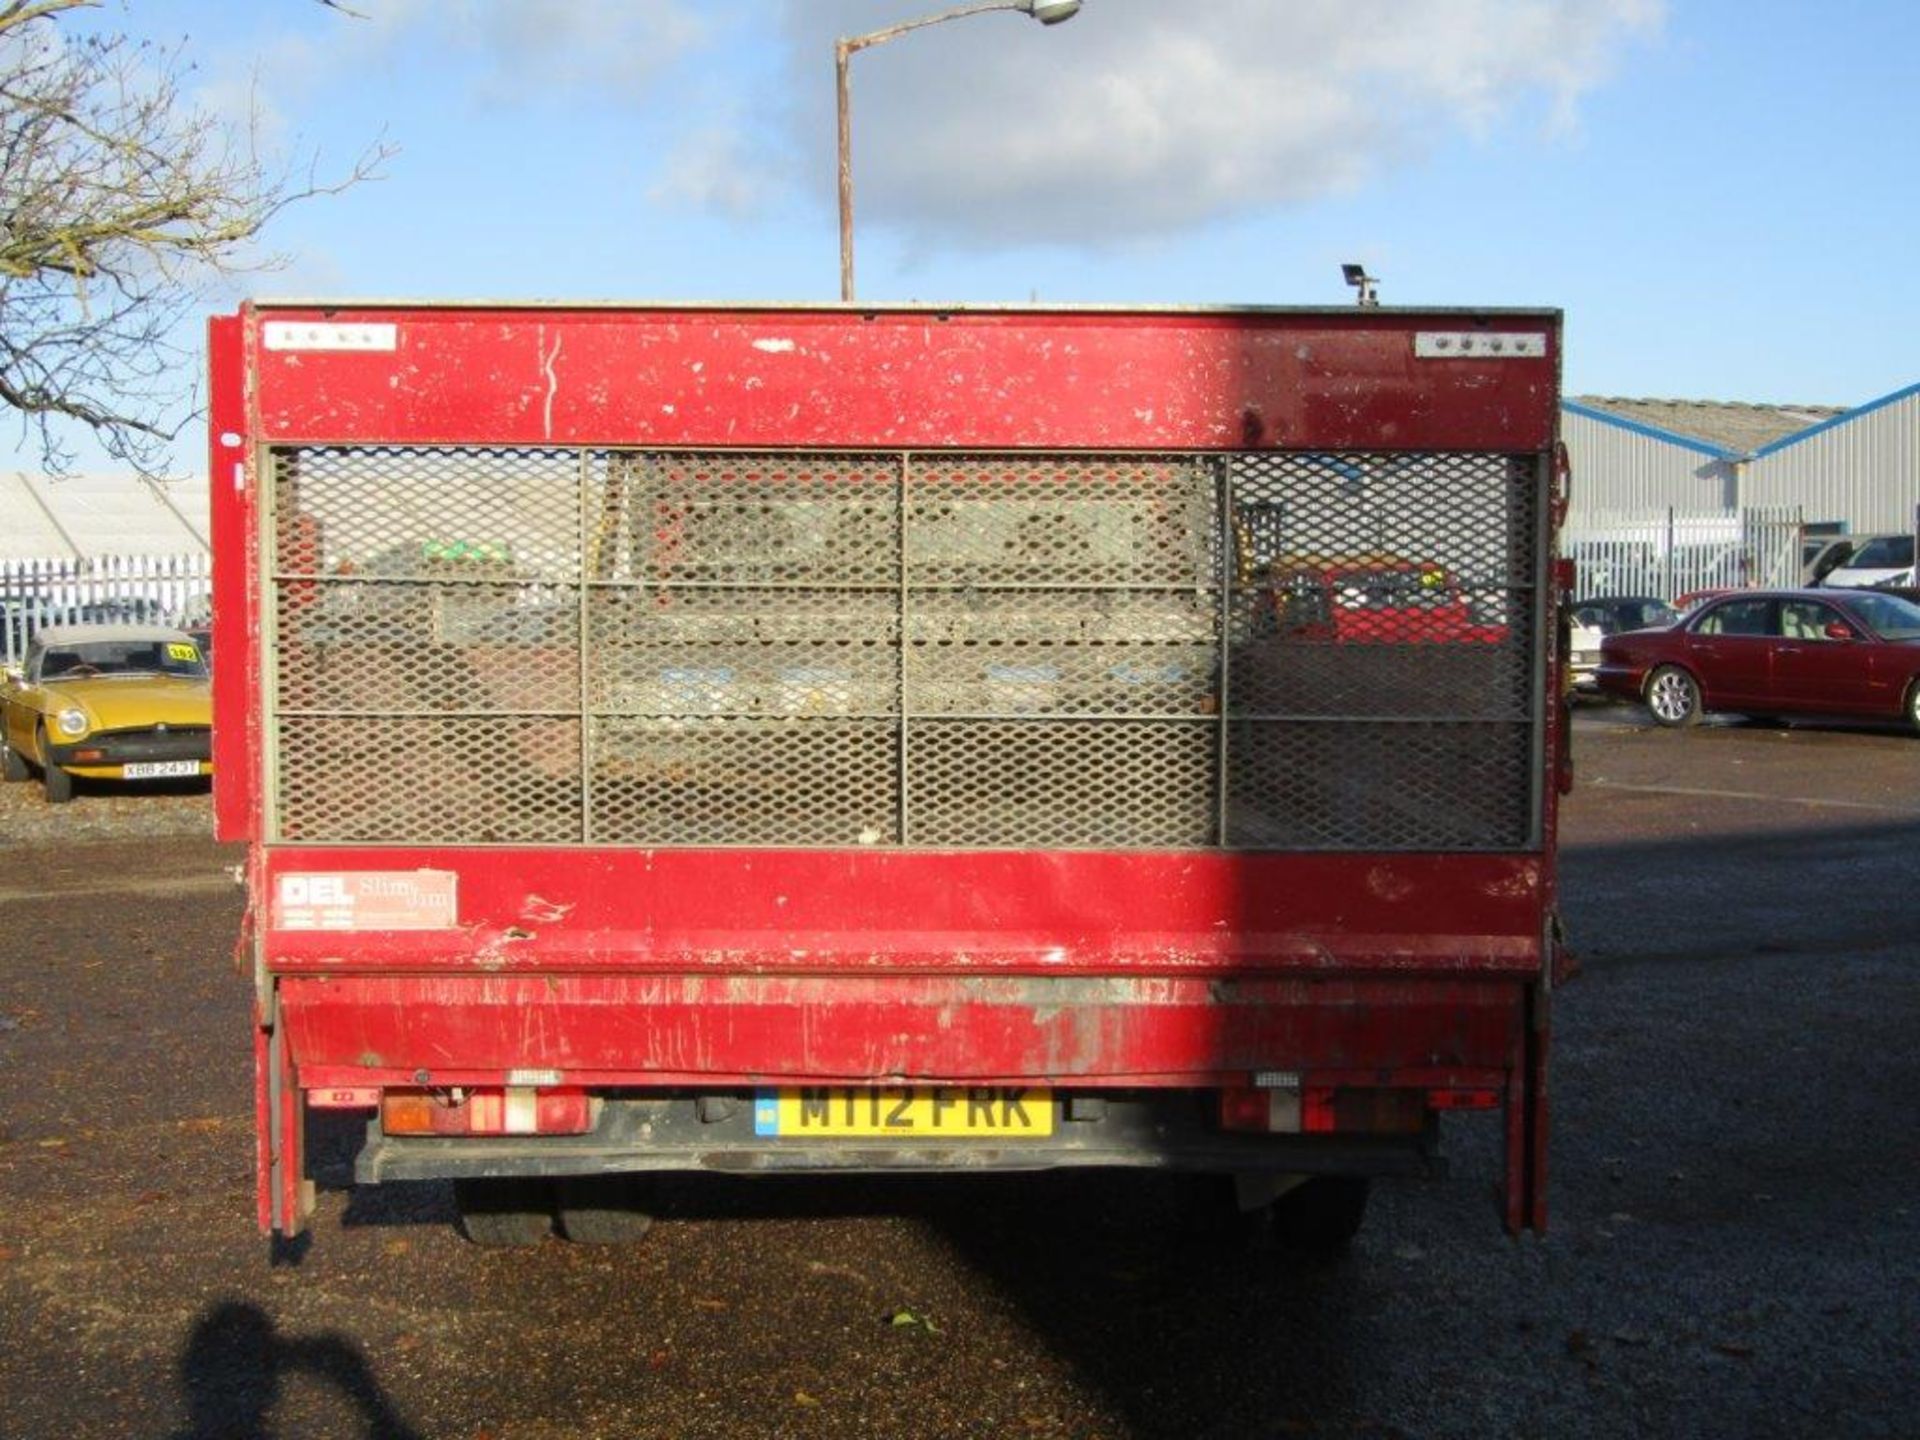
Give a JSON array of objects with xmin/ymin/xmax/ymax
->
[
  {"xmin": 203, "ymin": 0, "xmax": 707, "ymax": 125},
  {"xmin": 760, "ymin": 0, "xmax": 1663, "ymax": 248},
  {"xmin": 434, "ymin": 0, "xmax": 708, "ymax": 104},
  {"xmin": 649, "ymin": 124, "xmax": 782, "ymax": 217}
]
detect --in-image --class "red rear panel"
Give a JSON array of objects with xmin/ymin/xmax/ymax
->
[{"xmin": 217, "ymin": 302, "xmax": 1564, "ymax": 1235}]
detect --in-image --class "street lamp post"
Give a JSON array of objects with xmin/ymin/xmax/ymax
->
[{"xmin": 836, "ymin": 0, "xmax": 1081, "ymax": 302}]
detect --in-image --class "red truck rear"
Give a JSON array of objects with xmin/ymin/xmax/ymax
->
[{"xmin": 209, "ymin": 302, "xmax": 1567, "ymax": 1245}]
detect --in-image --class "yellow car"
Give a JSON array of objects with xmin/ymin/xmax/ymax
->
[{"xmin": 0, "ymin": 624, "xmax": 213, "ymax": 804}]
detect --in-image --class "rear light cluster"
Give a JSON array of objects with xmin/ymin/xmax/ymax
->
[
  {"xmin": 1218, "ymin": 1084, "xmax": 1499, "ymax": 1134},
  {"xmin": 379, "ymin": 1087, "xmax": 597, "ymax": 1136}
]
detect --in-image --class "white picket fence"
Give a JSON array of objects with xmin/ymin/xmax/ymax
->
[
  {"xmin": 1563, "ymin": 507, "xmax": 1804, "ymax": 601},
  {"xmin": 0, "ymin": 554, "xmax": 212, "ymax": 666}
]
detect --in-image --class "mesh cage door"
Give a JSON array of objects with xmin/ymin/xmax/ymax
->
[{"xmin": 266, "ymin": 446, "xmax": 1544, "ymax": 851}]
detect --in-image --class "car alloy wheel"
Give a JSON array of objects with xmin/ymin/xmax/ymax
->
[{"xmin": 1645, "ymin": 666, "xmax": 1701, "ymax": 728}]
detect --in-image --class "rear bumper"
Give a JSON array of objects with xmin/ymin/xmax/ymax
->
[
  {"xmin": 266, "ymin": 970, "xmax": 1546, "ymax": 1235},
  {"xmin": 281, "ymin": 972, "xmax": 1532, "ymax": 1089},
  {"xmin": 354, "ymin": 1092, "xmax": 1443, "ymax": 1184}
]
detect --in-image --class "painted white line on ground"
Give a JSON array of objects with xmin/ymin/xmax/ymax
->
[
  {"xmin": 0, "ymin": 873, "xmax": 236, "ymax": 905},
  {"xmin": 1583, "ymin": 779, "xmax": 1920, "ymax": 815}
]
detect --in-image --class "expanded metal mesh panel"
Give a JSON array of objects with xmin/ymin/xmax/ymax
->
[
  {"xmin": 591, "ymin": 718, "xmax": 897, "ymax": 846},
  {"xmin": 275, "ymin": 582, "xmax": 581, "ymax": 714},
  {"xmin": 275, "ymin": 447, "xmax": 581, "ymax": 582},
  {"xmin": 593, "ymin": 452, "xmax": 899, "ymax": 586},
  {"xmin": 1218, "ymin": 452, "xmax": 1538, "ymax": 847},
  {"xmin": 277, "ymin": 717, "xmax": 582, "ymax": 844},
  {"xmin": 906, "ymin": 456, "xmax": 1215, "ymax": 586},
  {"xmin": 905, "ymin": 591, "xmax": 1218, "ymax": 717},
  {"xmin": 586, "ymin": 588, "xmax": 898, "ymax": 716},
  {"xmin": 907, "ymin": 720, "xmax": 1217, "ymax": 848},
  {"xmin": 268, "ymin": 446, "xmax": 1544, "ymax": 850},
  {"xmin": 1229, "ymin": 639, "xmax": 1530, "ymax": 719},
  {"xmin": 1226, "ymin": 722, "xmax": 1532, "ymax": 849}
]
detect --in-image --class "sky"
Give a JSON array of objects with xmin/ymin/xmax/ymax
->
[{"xmin": 30, "ymin": 0, "xmax": 1920, "ymax": 472}]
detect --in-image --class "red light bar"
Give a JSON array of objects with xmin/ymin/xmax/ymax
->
[
  {"xmin": 1219, "ymin": 1085, "xmax": 1432, "ymax": 1134},
  {"xmin": 381, "ymin": 1087, "xmax": 595, "ymax": 1136}
]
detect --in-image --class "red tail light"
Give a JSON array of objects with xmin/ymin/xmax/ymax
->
[
  {"xmin": 1219, "ymin": 1085, "xmax": 1336, "ymax": 1133},
  {"xmin": 1219, "ymin": 1085, "xmax": 1430, "ymax": 1134},
  {"xmin": 380, "ymin": 1087, "xmax": 596, "ymax": 1136}
]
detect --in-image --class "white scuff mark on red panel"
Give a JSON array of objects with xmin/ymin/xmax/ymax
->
[
  {"xmin": 1483, "ymin": 865, "xmax": 1541, "ymax": 899},
  {"xmin": 520, "ymin": 895, "xmax": 574, "ymax": 925},
  {"xmin": 1366, "ymin": 866, "xmax": 1416, "ymax": 902},
  {"xmin": 752, "ymin": 337, "xmax": 796, "ymax": 354},
  {"xmin": 539, "ymin": 329, "xmax": 563, "ymax": 440}
]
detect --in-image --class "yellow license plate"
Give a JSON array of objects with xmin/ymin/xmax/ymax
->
[{"xmin": 754, "ymin": 1086, "xmax": 1053, "ymax": 1139}]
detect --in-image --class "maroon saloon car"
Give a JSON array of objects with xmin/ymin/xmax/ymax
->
[{"xmin": 1596, "ymin": 588, "xmax": 1920, "ymax": 730}]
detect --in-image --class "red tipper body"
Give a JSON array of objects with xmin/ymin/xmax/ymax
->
[{"xmin": 209, "ymin": 302, "xmax": 1567, "ymax": 1239}]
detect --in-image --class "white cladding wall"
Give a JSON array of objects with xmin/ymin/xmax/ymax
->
[
  {"xmin": 1745, "ymin": 388, "xmax": 1920, "ymax": 533},
  {"xmin": 1561, "ymin": 407, "xmax": 1736, "ymax": 518}
]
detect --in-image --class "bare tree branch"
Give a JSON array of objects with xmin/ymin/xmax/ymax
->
[{"xmin": 0, "ymin": 3, "xmax": 391, "ymax": 472}]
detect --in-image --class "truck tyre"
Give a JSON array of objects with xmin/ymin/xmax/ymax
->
[
  {"xmin": 1271, "ymin": 1176, "xmax": 1371, "ymax": 1256},
  {"xmin": 1, "ymin": 731, "xmax": 27, "ymax": 782},
  {"xmin": 453, "ymin": 1178, "xmax": 553, "ymax": 1247},
  {"xmin": 38, "ymin": 728, "xmax": 73, "ymax": 804},
  {"xmin": 555, "ymin": 1175, "xmax": 657, "ymax": 1245},
  {"xmin": 1643, "ymin": 665, "xmax": 1701, "ymax": 728}
]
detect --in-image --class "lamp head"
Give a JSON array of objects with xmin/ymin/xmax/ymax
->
[
  {"xmin": 1025, "ymin": 0, "xmax": 1082, "ymax": 23},
  {"xmin": 1341, "ymin": 261, "xmax": 1380, "ymax": 306}
]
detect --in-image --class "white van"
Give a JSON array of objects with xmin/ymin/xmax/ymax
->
[{"xmin": 1821, "ymin": 534, "xmax": 1915, "ymax": 588}]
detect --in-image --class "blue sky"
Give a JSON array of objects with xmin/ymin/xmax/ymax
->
[{"xmin": 37, "ymin": 0, "xmax": 1920, "ymax": 471}]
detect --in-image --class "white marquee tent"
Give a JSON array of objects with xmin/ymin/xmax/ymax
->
[{"xmin": 1, "ymin": 471, "xmax": 209, "ymax": 561}]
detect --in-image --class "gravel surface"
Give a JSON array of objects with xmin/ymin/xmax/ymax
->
[
  {"xmin": 0, "ymin": 770, "xmax": 213, "ymax": 847},
  {"xmin": 0, "ymin": 713, "xmax": 1916, "ymax": 1438}
]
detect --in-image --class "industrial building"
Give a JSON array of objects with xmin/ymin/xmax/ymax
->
[
  {"xmin": 1565, "ymin": 387, "xmax": 1919, "ymax": 536},
  {"xmin": 1561, "ymin": 386, "xmax": 1920, "ymax": 597},
  {"xmin": 1742, "ymin": 383, "xmax": 1920, "ymax": 536}
]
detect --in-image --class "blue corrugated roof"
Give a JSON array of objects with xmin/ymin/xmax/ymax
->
[
  {"xmin": 1560, "ymin": 399, "xmax": 1741, "ymax": 460},
  {"xmin": 1751, "ymin": 381, "xmax": 1920, "ymax": 458}
]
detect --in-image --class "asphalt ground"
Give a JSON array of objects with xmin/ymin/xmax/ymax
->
[{"xmin": 1, "ymin": 706, "xmax": 1917, "ymax": 1439}]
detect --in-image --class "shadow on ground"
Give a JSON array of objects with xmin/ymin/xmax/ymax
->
[{"xmin": 172, "ymin": 1302, "xmax": 423, "ymax": 1440}]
